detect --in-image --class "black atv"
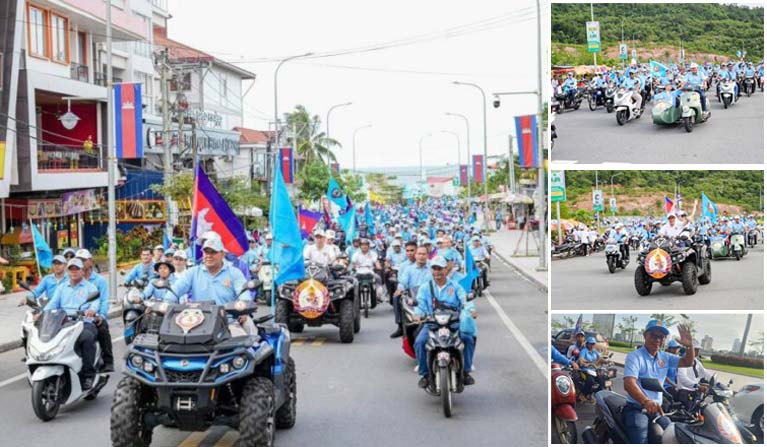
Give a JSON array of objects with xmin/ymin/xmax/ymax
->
[
  {"xmin": 275, "ymin": 262, "xmax": 360, "ymax": 343},
  {"xmin": 634, "ymin": 233, "xmax": 711, "ymax": 296},
  {"xmin": 111, "ymin": 281, "xmax": 296, "ymax": 447}
]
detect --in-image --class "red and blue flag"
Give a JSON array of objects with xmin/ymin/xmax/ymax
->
[
  {"xmin": 298, "ymin": 206, "xmax": 322, "ymax": 240},
  {"xmin": 331, "ymin": 162, "xmax": 340, "ymax": 175},
  {"xmin": 114, "ymin": 83, "xmax": 143, "ymax": 159},
  {"xmin": 515, "ymin": 114, "xmax": 539, "ymax": 168},
  {"xmin": 472, "ymin": 155, "xmax": 484, "ymax": 183},
  {"xmin": 280, "ymin": 147, "xmax": 294, "ymax": 184},
  {"xmin": 664, "ymin": 196, "xmax": 676, "ymax": 215},
  {"xmin": 459, "ymin": 165, "xmax": 468, "ymax": 186},
  {"xmin": 190, "ymin": 164, "xmax": 249, "ymax": 259}
]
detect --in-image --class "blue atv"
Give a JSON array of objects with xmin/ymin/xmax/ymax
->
[{"xmin": 110, "ymin": 281, "xmax": 296, "ymax": 447}]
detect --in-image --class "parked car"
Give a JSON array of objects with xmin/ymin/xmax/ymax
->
[
  {"xmin": 552, "ymin": 329, "xmax": 609, "ymax": 356},
  {"xmin": 730, "ymin": 382, "xmax": 764, "ymax": 439}
]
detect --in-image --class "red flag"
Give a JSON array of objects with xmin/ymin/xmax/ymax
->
[
  {"xmin": 280, "ymin": 148, "xmax": 294, "ymax": 184},
  {"xmin": 472, "ymin": 155, "xmax": 484, "ymax": 183}
]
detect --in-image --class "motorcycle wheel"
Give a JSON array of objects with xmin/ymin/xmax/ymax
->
[
  {"xmin": 735, "ymin": 249, "xmax": 741, "ymax": 261},
  {"xmin": 606, "ymin": 104, "xmax": 613, "ymax": 113},
  {"xmin": 589, "ymin": 97, "xmax": 596, "ymax": 111},
  {"xmin": 681, "ymin": 261, "xmax": 698, "ymax": 295},
  {"xmin": 607, "ymin": 257, "xmax": 616, "ymax": 274},
  {"xmin": 616, "ymin": 110, "xmax": 628, "ymax": 126},
  {"xmin": 552, "ymin": 417, "xmax": 578, "ymax": 444},
  {"xmin": 634, "ymin": 266, "xmax": 653, "ymax": 296},
  {"xmin": 573, "ymin": 101, "xmax": 581, "ymax": 111},
  {"xmin": 110, "ymin": 377, "xmax": 152, "ymax": 447},
  {"xmin": 361, "ymin": 289, "xmax": 369, "ymax": 319},
  {"xmin": 439, "ymin": 367, "xmax": 452, "ymax": 418},
  {"xmin": 747, "ymin": 88, "xmax": 751, "ymax": 98},
  {"xmin": 752, "ymin": 406, "xmax": 763, "ymax": 437},
  {"xmin": 238, "ymin": 377, "xmax": 276, "ymax": 447},
  {"xmin": 683, "ymin": 117, "xmax": 693, "ymax": 133},
  {"xmin": 274, "ymin": 299, "xmax": 292, "ymax": 326},
  {"xmin": 699, "ymin": 258, "xmax": 712, "ymax": 285},
  {"xmin": 724, "ymin": 97, "xmax": 730, "ymax": 109},
  {"xmin": 32, "ymin": 376, "xmax": 62, "ymax": 422}
]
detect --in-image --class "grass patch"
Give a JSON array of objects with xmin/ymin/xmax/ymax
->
[
  {"xmin": 701, "ymin": 360, "xmax": 764, "ymax": 379},
  {"xmin": 609, "ymin": 346, "xmax": 634, "ymax": 354}
]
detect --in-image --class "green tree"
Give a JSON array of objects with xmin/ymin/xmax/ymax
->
[
  {"xmin": 748, "ymin": 331, "xmax": 764, "ymax": 356},
  {"xmin": 285, "ymin": 105, "xmax": 341, "ymax": 174},
  {"xmin": 650, "ymin": 313, "xmax": 677, "ymax": 328},
  {"xmin": 295, "ymin": 160, "xmax": 331, "ymax": 202},
  {"xmin": 618, "ymin": 316, "xmax": 639, "ymax": 345}
]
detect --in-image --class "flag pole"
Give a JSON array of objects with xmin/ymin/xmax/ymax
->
[{"xmin": 29, "ymin": 217, "xmax": 43, "ymax": 280}]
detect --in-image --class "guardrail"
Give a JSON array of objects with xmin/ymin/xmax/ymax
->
[{"xmin": 37, "ymin": 144, "xmax": 104, "ymax": 171}]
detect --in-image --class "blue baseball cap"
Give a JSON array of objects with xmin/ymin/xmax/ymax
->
[
  {"xmin": 667, "ymin": 340, "xmax": 681, "ymax": 349},
  {"xmin": 586, "ymin": 337, "xmax": 597, "ymax": 345},
  {"xmin": 644, "ymin": 319, "xmax": 670, "ymax": 336}
]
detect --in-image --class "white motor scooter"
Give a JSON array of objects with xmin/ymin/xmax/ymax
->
[
  {"xmin": 719, "ymin": 79, "xmax": 738, "ymax": 109},
  {"xmin": 23, "ymin": 292, "xmax": 109, "ymax": 421},
  {"xmin": 614, "ymin": 86, "xmax": 644, "ymax": 125}
]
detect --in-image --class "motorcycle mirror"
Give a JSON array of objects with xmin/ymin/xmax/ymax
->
[
  {"xmin": 640, "ymin": 377, "xmax": 665, "ymax": 392},
  {"xmin": 152, "ymin": 279, "xmax": 169, "ymax": 290},
  {"xmin": 19, "ymin": 281, "xmax": 31, "ymax": 291},
  {"xmin": 25, "ymin": 295, "xmax": 40, "ymax": 309},
  {"xmin": 728, "ymin": 378, "xmax": 734, "ymax": 386},
  {"xmin": 119, "ymin": 269, "xmax": 126, "ymax": 275}
]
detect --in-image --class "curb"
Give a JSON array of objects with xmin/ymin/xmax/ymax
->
[
  {"xmin": 0, "ymin": 306, "xmax": 123, "ymax": 354},
  {"xmin": 493, "ymin": 252, "xmax": 548, "ymax": 292}
]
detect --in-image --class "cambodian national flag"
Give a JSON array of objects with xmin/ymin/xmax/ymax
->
[
  {"xmin": 664, "ymin": 196, "xmax": 676, "ymax": 216},
  {"xmin": 190, "ymin": 164, "xmax": 249, "ymax": 259},
  {"xmin": 472, "ymin": 154, "xmax": 484, "ymax": 183},
  {"xmin": 515, "ymin": 114, "xmax": 539, "ymax": 168},
  {"xmin": 114, "ymin": 83, "xmax": 143, "ymax": 159},
  {"xmin": 298, "ymin": 206, "xmax": 321, "ymax": 240},
  {"xmin": 331, "ymin": 162, "xmax": 340, "ymax": 175},
  {"xmin": 459, "ymin": 165, "xmax": 468, "ymax": 186},
  {"xmin": 280, "ymin": 148, "xmax": 294, "ymax": 184}
]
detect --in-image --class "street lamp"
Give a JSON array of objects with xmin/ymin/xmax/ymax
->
[
  {"xmin": 271, "ymin": 51, "xmax": 314, "ymax": 195},
  {"xmin": 352, "ymin": 124, "xmax": 372, "ymax": 176},
  {"xmin": 453, "ymin": 80, "xmax": 488, "ymax": 230},
  {"xmin": 418, "ymin": 133, "xmax": 432, "ymax": 191},
  {"xmin": 326, "ymin": 101, "xmax": 353, "ymax": 173},
  {"xmin": 675, "ymin": 179, "xmax": 687, "ymax": 210},
  {"xmin": 610, "ymin": 173, "xmax": 623, "ymax": 216},
  {"xmin": 446, "ymin": 112, "xmax": 472, "ymax": 202}
]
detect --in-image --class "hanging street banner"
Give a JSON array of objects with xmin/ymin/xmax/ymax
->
[
  {"xmin": 62, "ymin": 189, "xmax": 99, "ymax": 215},
  {"xmin": 610, "ymin": 197, "xmax": 617, "ymax": 212},
  {"xmin": 586, "ymin": 21, "xmax": 601, "ymax": 53},
  {"xmin": 619, "ymin": 43, "xmax": 628, "ymax": 60},
  {"xmin": 280, "ymin": 147, "xmax": 294, "ymax": 184},
  {"xmin": 515, "ymin": 114, "xmax": 539, "ymax": 168},
  {"xmin": 592, "ymin": 189, "xmax": 604, "ymax": 211},
  {"xmin": 459, "ymin": 165, "xmax": 469, "ymax": 186},
  {"xmin": 551, "ymin": 170, "xmax": 566, "ymax": 203},
  {"xmin": 114, "ymin": 83, "xmax": 143, "ymax": 159},
  {"xmin": 472, "ymin": 154, "xmax": 484, "ymax": 183}
]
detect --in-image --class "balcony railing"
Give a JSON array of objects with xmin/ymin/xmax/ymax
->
[
  {"xmin": 93, "ymin": 73, "xmax": 123, "ymax": 87},
  {"xmin": 70, "ymin": 62, "xmax": 89, "ymax": 82},
  {"xmin": 37, "ymin": 144, "xmax": 104, "ymax": 172}
]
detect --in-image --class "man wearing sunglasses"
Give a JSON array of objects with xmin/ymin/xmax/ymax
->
[{"xmin": 622, "ymin": 320, "xmax": 695, "ymax": 443}]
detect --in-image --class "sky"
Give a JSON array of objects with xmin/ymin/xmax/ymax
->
[
  {"xmin": 552, "ymin": 313, "xmax": 764, "ymax": 353},
  {"xmin": 166, "ymin": 0, "xmax": 549, "ymax": 173}
]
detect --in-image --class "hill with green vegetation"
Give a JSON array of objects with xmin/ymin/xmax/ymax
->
[{"xmin": 552, "ymin": 3, "xmax": 763, "ymax": 66}]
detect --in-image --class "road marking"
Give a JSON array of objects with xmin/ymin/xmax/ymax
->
[
  {"xmin": 310, "ymin": 337, "xmax": 325, "ymax": 347},
  {"xmin": 178, "ymin": 430, "xmax": 209, "ymax": 447},
  {"xmin": 552, "ymin": 159, "xmax": 580, "ymax": 164},
  {"xmin": 212, "ymin": 430, "xmax": 238, "ymax": 447},
  {"xmin": 292, "ymin": 339, "xmax": 305, "ymax": 346},
  {"xmin": 484, "ymin": 291, "xmax": 548, "ymax": 379}
]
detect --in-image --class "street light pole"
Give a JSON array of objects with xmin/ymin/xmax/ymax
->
[
  {"xmin": 453, "ymin": 81, "xmax": 488, "ymax": 231},
  {"xmin": 352, "ymin": 124, "xmax": 372, "ymax": 176},
  {"xmin": 610, "ymin": 173, "xmax": 623, "ymax": 217},
  {"xmin": 446, "ymin": 112, "xmax": 471, "ymax": 205},
  {"xmin": 326, "ymin": 101, "xmax": 352, "ymax": 174},
  {"xmin": 536, "ymin": 0, "xmax": 546, "ymax": 270},
  {"xmin": 271, "ymin": 52, "xmax": 313, "ymax": 196},
  {"xmin": 105, "ymin": 0, "xmax": 117, "ymax": 302}
]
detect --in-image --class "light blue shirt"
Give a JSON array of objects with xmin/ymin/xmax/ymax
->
[
  {"xmin": 397, "ymin": 263, "xmax": 432, "ymax": 296},
  {"xmin": 44, "ymin": 279, "xmax": 99, "ymax": 317},
  {"xmin": 386, "ymin": 249, "xmax": 407, "ymax": 266},
  {"xmin": 579, "ymin": 348, "xmax": 601, "ymax": 369},
  {"xmin": 87, "ymin": 271, "xmax": 110, "ymax": 318},
  {"xmin": 143, "ymin": 274, "xmax": 177, "ymax": 302},
  {"xmin": 469, "ymin": 245, "xmax": 488, "ymax": 261},
  {"xmin": 31, "ymin": 273, "xmax": 66, "ymax": 300},
  {"xmin": 170, "ymin": 263, "xmax": 248, "ymax": 305},
  {"xmin": 414, "ymin": 278, "xmax": 467, "ymax": 317},
  {"xmin": 125, "ymin": 262, "xmax": 156, "ymax": 284},
  {"xmin": 684, "ymin": 72, "xmax": 705, "ymax": 89},
  {"xmin": 624, "ymin": 346, "xmax": 681, "ymax": 405}
]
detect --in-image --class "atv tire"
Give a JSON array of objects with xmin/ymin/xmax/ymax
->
[
  {"xmin": 698, "ymin": 258, "xmax": 712, "ymax": 285},
  {"xmin": 275, "ymin": 357, "xmax": 297, "ymax": 429},
  {"xmin": 339, "ymin": 299, "xmax": 355, "ymax": 343},
  {"xmin": 634, "ymin": 266, "xmax": 653, "ymax": 296},
  {"xmin": 681, "ymin": 261, "xmax": 698, "ymax": 295},
  {"xmin": 237, "ymin": 377, "xmax": 276, "ymax": 447},
  {"xmin": 110, "ymin": 377, "xmax": 152, "ymax": 447},
  {"xmin": 274, "ymin": 299, "xmax": 292, "ymax": 326}
]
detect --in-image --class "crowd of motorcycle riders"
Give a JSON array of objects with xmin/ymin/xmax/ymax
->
[{"xmin": 20, "ymin": 197, "xmax": 497, "ymax": 396}]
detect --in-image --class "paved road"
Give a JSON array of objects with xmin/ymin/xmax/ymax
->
[
  {"xmin": 552, "ymin": 90, "xmax": 764, "ymax": 164},
  {"xmin": 551, "ymin": 245, "xmax": 764, "ymax": 310},
  {"xmin": 0, "ymin": 261, "xmax": 547, "ymax": 447}
]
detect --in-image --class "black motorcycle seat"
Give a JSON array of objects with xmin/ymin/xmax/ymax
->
[{"xmin": 595, "ymin": 391, "xmax": 630, "ymax": 442}]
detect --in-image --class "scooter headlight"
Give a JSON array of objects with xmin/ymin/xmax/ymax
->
[
  {"xmin": 555, "ymin": 375, "xmax": 572, "ymax": 395},
  {"xmin": 435, "ymin": 314, "xmax": 451, "ymax": 325}
]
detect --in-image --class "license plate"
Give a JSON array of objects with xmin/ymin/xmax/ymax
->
[{"xmin": 176, "ymin": 396, "xmax": 195, "ymax": 411}]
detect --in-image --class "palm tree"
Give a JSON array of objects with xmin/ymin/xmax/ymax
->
[
  {"xmin": 650, "ymin": 313, "xmax": 677, "ymax": 327},
  {"xmin": 284, "ymin": 105, "xmax": 341, "ymax": 173}
]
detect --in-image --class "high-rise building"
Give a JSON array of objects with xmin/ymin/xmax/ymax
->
[
  {"xmin": 731, "ymin": 338, "xmax": 741, "ymax": 353},
  {"xmin": 592, "ymin": 314, "xmax": 616, "ymax": 339},
  {"xmin": 701, "ymin": 335, "xmax": 714, "ymax": 352}
]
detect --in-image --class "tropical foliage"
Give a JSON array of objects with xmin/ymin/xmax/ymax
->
[{"xmin": 284, "ymin": 105, "xmax": 341, "ymax": 174}]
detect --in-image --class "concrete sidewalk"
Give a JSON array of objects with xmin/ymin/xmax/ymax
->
[
  {"xmin": 0, "ymin": 271, "xmax": 127, "ymax": 353},
  {"xmin": 609, "ymin": 350, "xmax": 761, "ymax": 389},
  {"xmin": 488, "ymin": 229, "xmax": 548, "ymax": 291}
]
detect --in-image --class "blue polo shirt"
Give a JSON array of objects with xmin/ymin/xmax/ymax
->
[
  {"xmin": 31, "ymin": 273, "xmax": 67, "ymax": 300},
  {"xmin": 579, "ymin": 347, "xmax": 601, "ymax": 368},
  {"xmin": 88, "ymin": 271, "xmax": 110, "ymax": 318},
  {"xmin": 624, "ymin": 346, "xmax": 681, "ymax": 405},
  {"xmin": 44, "ymin": 279, "xmax": 99, "ymax": 318},
  {"xmin": 170, "ymin": 263, "xmax": 247, "ymax": 305}
]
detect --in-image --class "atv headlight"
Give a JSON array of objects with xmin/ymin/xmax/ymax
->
[
  {"xmin": 232, "ymin": 356, "xmax": 246, "ymax": 369},
  {"xmin": 219, "ymin": 363, "xmax": 231, "ymax": 374},
  {"xmin": 555, "ymin": 375, "xmax": 572, "ymax": 395},
  {"xmin": 130, "ymin": 354, "xmax": 144, "ymax": 369},
  {"xmin": 143, "ymin": 362, "xmax": 155, "ymax": 373}
]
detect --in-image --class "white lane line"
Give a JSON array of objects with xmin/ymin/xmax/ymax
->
[
  {"xmin": 485, "ymin": 291, "xmax": 548, "ymax": 380},
  {"xmin": 0, "ymin": 333, "xmax": 125, "ymax": 389}
]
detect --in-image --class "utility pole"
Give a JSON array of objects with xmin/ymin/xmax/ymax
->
[
  {"xmin": 595, "ymin": 171, "xmax": 600, "ymax": 229},
  {"xmin": 106, "ymin": 0, "xmax": 117, "ymax": 302},
  {"xmin": 591, "ymin": 3, "xmax": 597, "ymax": 72},
  {"xmin": 158, "ymin": 49, "xmax": 173, "ymax": 240},
  {"xmin": 508, "ymin": 135, "xmax": 516, "ymax": 194}
]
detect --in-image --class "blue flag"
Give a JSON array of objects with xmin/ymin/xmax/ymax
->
[
  {"xmin": 326, "ymin": 178, "xmax": 349, "ymax": 210},
  {"xmin": 338, "ymin": 205, "xmax": 357, "ymax": 245},
  {"xmin": 364, "ymin": 202, "xmax": 375, "ymax": 234},
  {"xmin": 701, "ymin": 192, "xmax": 718, "ymax": 221},
  {"xmin": 459, "ymin": 241, "xmax": 479, "ymax": 293},
  {"xmin": 163, "ymin": 230, "xmax": 172, "ymax": 250},
  {"xmin": 30, "ymin": 222, "xmax": 53, "ymax": 269},
  {"xmin": 649, "ymin": 60, "xmax": 668, "ymax": 78},
  {"xmin": 269, "ymin": 158, "xmax": 306, "ymax": 286}
]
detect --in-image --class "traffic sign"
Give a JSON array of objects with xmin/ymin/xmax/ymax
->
[
  {"xmin": 586, "ymin": 21, "xmax": 601, "ymax": 53},
  {"xmin": 592, "ymin": 189, "xmax": 604, "ymax": 212},
  {"xmin": 551, "ymin": 170, "xmax": 566, "ymax": 203}
]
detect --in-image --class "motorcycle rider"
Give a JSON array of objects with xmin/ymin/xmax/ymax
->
[
  {"xmin": 325, "ymin": 230, "xmax": 343, "ymax": 260},
  {"xmin": 567, "ymin": 330, "xmax": 587, "ymax": 359},
  {"xmin": 682, "ymin": 63, "xmax": 710, "ymax": 115},
  {"xmin": 563, "ymin": 72, "xmax": 579, "ymax": 105},
  {"xmin": 124, "ymin": 247, "xmax": 155, "ymax": 285},
  {"xmin": 622, "ymin": 320, "xmax": 695, "ymax": 444},
  {"xmin": 412, "ymin": 256, "xmax": 476, "ymax": 388},
  {"xmin": 390, "ymin": 245, "xmax": 431, "ymax": 338},
  {"xmin": 152, "ymin": 245, "xmax": 164, "ymax": 264},
  {"xmin": 142, "ymin": 259, "xmax": 177, "ymax": 301},
  {"xmin": 385, "ymin": 239, "xmax": 407, "ymax": 267},
  {"xmin": 303, "ymin": 229, "xmax": 337, "ymax": 266},
  {"xmin": 43, "ymin": 258, "xmax": 100, "ymax": 390},
  {"xmin": 172, "ymin": 250, "xmax": 188, "ymax": 280},
  {"xmin": 345, "ymin": 237, "xmax": 361, "ymax": 259},
  {"xmin": 622, "ymin": 69, "xmax": 644, "ymax": 110},
  {"xmin": 241, "ymin": 237, "xmax": 260, "ymax": 267},
  {"xmin": 24, "ymin": 254, "xmax": 67, "ymax": 305},
  {"xmin": 591, "ymin": 72, "xmax": 606, "ymax": 104},
  {"xmin": 676, "ymin": 340, "xmax": 714, "ymax": 412},
  {"xmin": 726, "ymin": 62, "xmax": 740, "ymax": 97},
  {"xmin": 468, "ymin": 236, "xmax": 490, "ymax": 287},
  {"xmin": 170, "ymin": 236, "xmax": 256, "ymax": 337},
  {"xmin": 551, "ymin": 346, "xmax": 580, "ymax": 370},
  {"xmin": 76, "ymin": 249, "xmax": 114, "ymax": 373},
  {"xmin": 352, "ymin": 239, "xmax": 384, "ymax": 301},
  {"xmin": 663, "ymin": 339, "xmax": 682, "ymax": 393},
  {"xmin": 257, "ymin": 233, "xmax": 274, "ymax": 262},
  {"xmin": 577, "ymin": 337, "xmax": 602, "ymax": 401}
]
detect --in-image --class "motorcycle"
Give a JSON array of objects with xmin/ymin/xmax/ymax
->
[
  {"xmin": 257, "ymin": 259, "xmax": 277, "ymax": 304},
  {"xmin": 556, "ymin": 85, "xmax": 583, "ymax": 111},
  {"xmin": 605, "ymin": 238, "xmax": 629, "ymax": 274},
  {"xmin": 587, "ymin": 85, "xmax": 606, "ymax": 111},
  {"xmin": 719, "ymin": 79, "xmax": 738, "ymax": 109},
  {"xmin": 651, "ymin": 86, "xmax": 709, "ymax": 133},
  {"xmin": 385, "ymin": 264, "xmax": 399, "ymax": 304},
  {"xmin": 24, "ymin": 291, "xmax": 109, "ymax": 421},
  {"xmin": 355, "ymin": 265, "xmax": 377, "ymax": 318},
  {"xmin": 421, "ymin": 298, "xmax": 475, "ymax": 418},
  {"xmin": 744, "ymin": 75, "xmax": 756, "ymax": 97},
  {"xmin": 552, "ymin": 363, "xmax": 578, "ymax": 443},
  {"xmin": 614, "ymin": 87, "xmax": 644, "ymax": 125},
  {"xmin": 399, "ymin": 290, "xmax": 419, "ymax": 359},
  {"xmin": 603, "ymin": 83, "xmax": 616, "ymax": 113},
  {"xmin": 111, "ymin": 280, "xmax": 296, "ymax": 447},
  {"xmin": 122, "ymin": 277, "xmax": 149, "ymax": 344},
  {"xmin": 747, "ymin": 227, "xmax": 760, "ymax": 247},
  {"xmin": 473, "ymin": 260, "xmax": 489, "ymax": 297},
  {"xmin": 730, "ymin": 232, "xmax": 748, "ymax": 260}
]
